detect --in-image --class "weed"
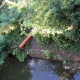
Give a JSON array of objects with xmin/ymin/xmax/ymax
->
[{"xmin": 44, "ymin": 50, "xmax": 51, "ymax": 59}]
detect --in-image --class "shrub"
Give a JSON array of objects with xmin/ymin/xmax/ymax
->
[
  {"xmin": 0, "ymin": 35, "xmax": 7, "ymax": 51},
  {"xmin": 0, "ymin": 35, "xmax": 8, "ymax": 66}
]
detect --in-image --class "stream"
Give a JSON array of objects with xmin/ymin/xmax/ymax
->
[{"xmin": 0, "ymin": 56, "xmax": 80, "ymax": 80}]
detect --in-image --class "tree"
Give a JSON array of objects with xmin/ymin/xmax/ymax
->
[{"xmin": 28, "ymin": 0, "xmax": 80, "ymax": 52}]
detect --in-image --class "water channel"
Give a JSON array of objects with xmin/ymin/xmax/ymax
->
[{"xmin": 0, "ymin": 56, "xmax": 80, "ymax": 80}]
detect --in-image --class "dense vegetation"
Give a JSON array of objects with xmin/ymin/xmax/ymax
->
[
  {"xmin": 0, "ymin": 0, "xmax": 80, "ymax": 65},
  {"xmin": 31, "ymin": 0, "xmax": 80, "ymax": 52}
]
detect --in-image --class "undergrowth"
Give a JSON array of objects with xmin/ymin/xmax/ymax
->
[
  {"xmin": 6, "ymin": 27, "xmax": 31, "ymax": 62},
  {"xmin": 0, "ymin": 0, "xmax": 80, "ymax": 65},
  {"xmin": 44, "ymin": 50, "xmax": 51, "ymax": 59},
  {"xmin": 33, "ymin": 28, "xmax": 80, "ymax": 53}
]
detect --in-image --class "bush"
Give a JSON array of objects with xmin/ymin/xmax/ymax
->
[
  {"xmin": 0, "ymin": 0, "xmax": 80, "ymax": 66},
  {"xmin": 0, "ymin": 0, "xmax": 31, "ymax": 65},
  {"xmin": 30, "ymin": 0, "xmax": 80, "ymax": 52},
  {"xmin": 0, "ymin": 35, "xmax": 8, "ymax": 66},
  {"xmin": 0, "ymin": 35, "xmax": 7, "ymax": 51}
]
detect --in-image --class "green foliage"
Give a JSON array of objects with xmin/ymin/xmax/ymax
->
[
  {"xmin": 44, "ymin": 50, "xmax": 51, "ymax": 59},
  {"xmin": 12, "ymin": 48, "xmax": 27, "ymax": 62},
  {"xmin": 35, "ymin": 0, "xmax": 80, "ymax": 29},
  {"xmin": 34, "ymin": 32, "xmax": 50, "ymax": 45},
  {"xmin": 31, "ymin": 0, "xmax": 80, "ymax": 52},
  {"xmin": 0, "ymin": 4, "xmax": 19, "ymax": 33},
  {"xmin": 0, "ymin": 35, "xmax": 7, "ymax": 51},
  {"xmin": 0, "ymin": 35, "xmax": 8, "ymax": 66},
  {"xmin": 63, "ymin": 58, "xmax": 70, "ymax": 65},
  {"xmin": 0, "ymin": 52, "xmax": 8, "ymax": 66},
  {"xmin": 33, "ymin": 27, "xmax": 52, "ymax": 46},
  {"xmin": 0, "ymin": 0, "xmax": 32, "ymax": 65},
  {"xmin": 0, "ymin": 0, "xmax": 80, "ymax": 66},
  {"xmin": 6, "ymin": 27, "xmax": 30, "ymax": 62}
]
